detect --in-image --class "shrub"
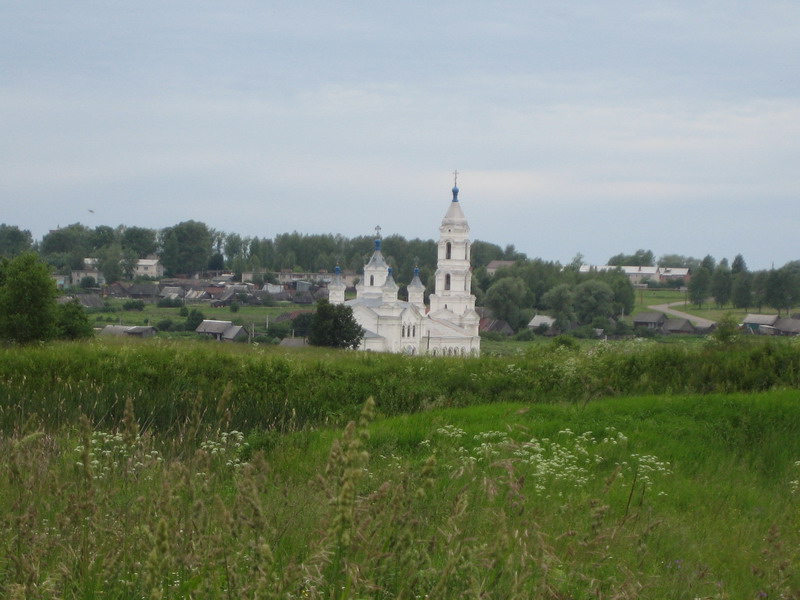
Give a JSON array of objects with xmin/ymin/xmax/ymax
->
[
  {"xmin": 156, "ymin": 319, "xmax": 174, "ymax": 331},
  {"xmin": 157, "ymin": 297, "xmax": 183, "ymax": 308},
  {"xmin": 122, "ymin": 300, "xmax": 145, "ymax": 311}
]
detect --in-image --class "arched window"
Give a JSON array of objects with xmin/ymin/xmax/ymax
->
[
  {"xmin": 445, "ymin": 274, "xmax": 451, "ymax": 290},
  {"xmin": 369, "ymin": 275, "xmax": 374, "ymax": 286},
  {"xmin": 445, "ymin": 242, "xmax": 452, "ymax": 260},
  {"xmin": 402, "ymin": 324, "xmax": 406, "ymax": 337},
  {"xmin": 412, "ymin": 325, "xmax": 416, "ymax": 337}
]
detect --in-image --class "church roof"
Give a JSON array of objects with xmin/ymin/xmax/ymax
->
[{"xmin": 407, "ymin": 267, "xmax": 425, "ymax": 289}]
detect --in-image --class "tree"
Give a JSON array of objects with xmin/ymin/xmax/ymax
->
[
  {"xmin": 79, "ymin": 276, "xmax": 96, "ymax": 289},
  {"xmin": 121, "ymin": 226, "xmax": 158, "ymax": 258},
  {"xmin": 308, "ymin": 300, "xmax": 364, "ymax": 349},
  {"xmin": 185, "ymin": 309, "xmax": 206, "ymax": 331},
  {"xmin": 55, "ymin": 299, "xmax": 93, "ymax": 340},
  {"xmin": 700, "ymin": 255, "xmax": 716, "ymax": 272},
  {"xmin": 0, "ymin": 253, "xmax": 58, "ymax": 343},
  {"xmin": 731, "ymin": 272, "xmax": 753, "ymax": 310},
  {"xmin": 97, "ymin": 244, "xmax": 123, "ymax": 284},
  {"xmin": 0, "ymin": 224, "xmax": 33, "ymax": 257},
  {"xmin": 159, "ymin": 221, "xmax": 212, "ymax": 276},
  {"xmin": 688, "ymin": 267, "xmax": 711, "ymax": 307},
  {"xmin": 542, "ymin": 284, "xmax": 575, "ymax": 331},
  {"xmin": 710, "ymin": 264, "xmax": 732, "ymax": 307},
  {"xmin": 731, "ymin": 254, "xmax": 747, "ymax": 275},
  {"xmin": 574, "ymin": 280, "xmax": 614, "ymax": 325},
  {"xmin": 484, "ymin": 276, "xmax": 532, "ymax": 330},
  {"xmin": 608, "ymin": 249, "xmax": 654, "ymax": 267}
]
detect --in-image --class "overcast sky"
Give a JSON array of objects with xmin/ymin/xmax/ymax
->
[{"xmin": 1, "ymin": 1, "xmax": 798, "ymax": 270}]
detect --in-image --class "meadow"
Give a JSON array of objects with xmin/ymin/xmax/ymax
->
[{"xmin": 2, "ymin": 338, "xmax": 800, "ymax": 598}]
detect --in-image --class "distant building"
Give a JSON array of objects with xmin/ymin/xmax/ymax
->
[{"xmin": 329, "ymin": 183, "xmax": 480, "ymax": 356}]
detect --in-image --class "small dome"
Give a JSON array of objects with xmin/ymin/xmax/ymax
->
[{"xmin": 452, "ymin": 185, "xmax": 459, "ymax": 201}]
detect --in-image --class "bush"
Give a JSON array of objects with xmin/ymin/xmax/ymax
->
[
  {"xmin": 156, "ymin": 319, "xmax": 174, "ymax": 331},
  {"xmin": 179, "ymin": 306, "xmax": 189, "ymax": 317},
  {"xmin": 122, "ymin": 300, "xmax": 145, "ymax": 311},
  {"xmin": 513, "ymin": 328, "xmax": 536, "ymax": 342},
  {"xmin": 157, "ymin": 297, "xmax": 184, "ymax": 308},
  {"xmin": 551, "ymin": 335, "xmax": 580, "ymax": 351}
]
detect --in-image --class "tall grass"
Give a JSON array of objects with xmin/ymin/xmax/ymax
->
[
  {"xmin": 2, "ymin": 394, "xmax": 799, "ymax": 598},
  {"xmin": 2, "ymin": 337, "xmax": 800, "ymax": 433}
]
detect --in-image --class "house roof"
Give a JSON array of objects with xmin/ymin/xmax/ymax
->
[
  {"xmin": 528, "ymin": 314, "xmax": 556, "ymax": 328},
  {"xmin": 633, "ymin": 311, "xmax": 666, "ymax": 324},
  {"xmin": 196, "ymin": 320, "xmax": 235, "ymax": 334},
  {"xmin": 662, "ymin": 318, "xmax": 695, "ymax": 333},
  {"xmin": 743, "ymin": 314, "xmax": 779, "ymax": 326},
  {"xmin": 774, "ymin": 318, "xmax": 800, "ymax": 334},
  {"xmin": 479, "ymin": 318, "xmax": 514, "ymax": 335}
]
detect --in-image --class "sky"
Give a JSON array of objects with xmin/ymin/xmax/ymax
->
[{"xmin": 1, "ymin": 1, "xmax": 798, "ymax": 270}]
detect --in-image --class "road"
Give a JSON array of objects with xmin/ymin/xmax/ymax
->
[{"xmin": 647, "ymin": 301, "xmax": 716, "ymax": 329}]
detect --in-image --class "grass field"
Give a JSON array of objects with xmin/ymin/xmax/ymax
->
[
  {"xmin": 91, "ymin": 298, "xmax": 302, "ymax": 335},
  {"xmin": 2, "ymin": 389, "xmax": 799, "ymax": 598}
]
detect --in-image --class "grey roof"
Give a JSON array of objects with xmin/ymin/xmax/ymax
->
[
  {"xmin": 222, "ymin": 325, "xmax": 246, "ymax": 340},
  {"xmin": 774, "ymin": 318, "xmax": 800, "ymax": 334},
  {"xmin": 99, "ymin": 325, "xmax": 157, "ymax": 336},
  {"xmin": 662, "ymin": 318, "xmax": 695, "ymax": 333},
  {"xmin": 743, "ymin": 314, "xmax": 779, "ymax": 326},
  {"xmin": 528, "ymin": 314, "xmax": 556, "ymax": 328},
  {"xmin": 196, "ymin": 320, "xmax": 235, "ymax": 334},
  {"xmin": 633, "ymin": 311, "xmax": 667, "ymax": 324}
]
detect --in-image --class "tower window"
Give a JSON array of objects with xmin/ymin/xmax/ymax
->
[
  {"xmin": 444, "ymin": 274, "xmax": 451, "ymax": 290},
  {"xmin": 445, "ymin": 242, "xmax": 452, "ymax": 260},
  {"xmin": 370, "ymin": 275, "xmax": 374, "ymax": 286}
]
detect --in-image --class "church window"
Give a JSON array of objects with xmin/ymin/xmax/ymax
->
[
  {"xmin": 445, "ymin": 274, "xmax": 451, "ymax": 290},
  {"xmin": 370, "ymin": 275, "xmax": 374, "ymax": 286},
  {"xmin": 445, "ymin": 242, "xmax": 452, "ymax": 259},
  {"xmin": 402, "ymin": 325, "xmax": 406, "ymax": 337},
  {"xmin": 412, "ymin": 325, "xmax": 416, "ymax": 337}
]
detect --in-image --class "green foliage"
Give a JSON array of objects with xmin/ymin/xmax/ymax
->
[
  {"xmin": 688, "ymin": 266, "xmax": 711, "ymax": 307},
  {"xmin": 185, "ymin": 309, "xmax": 205, "ymax": 331},
  {"xmin": 0, "ymin": 223, "xmax": 33, "ymax": 257},
  {"xmin": 79, "ymin": 275, "xmax": 96, "ymax": 289},
  {"xmin": 542, "ymin": 283, "xmax": 575, "ymax": 330},
  {"xmin": 574, "ymin": 279, "xmax": 614, "ymax": 325},
  {"xmin": 122, "ymin": 299, "xmax": 145, "ymax": 311},
  {"xmin": 484, "ymin": 276, "xmax": 531, "ymax": 330},
  {"xmin": 55, "ymin": 299, "xmax": 93, "ymax": 339},
  {"xmin": 0, "ymin": 252, "xmax": 58, "ymax": 343},
  {"xmin": 309, "ymin": 299, "xmax": 363, "ymax": 349},
  {"xmin": 607, "ymin": 248, "xmax": 654, "ymax": 266},
  {"xmin": 711, "ymin": 313, "xmax": 740, "ymax": 346},
  {"xmin": 157, "ymin": 297, "xmax": 183, "ymax": 308},
  {"xmin": 159, "ymin": 220, "xmax": 213, "ymax": 276},
  {"xmin": 2, "ymin": 395, "xmax": 800, "ymax": 597}
]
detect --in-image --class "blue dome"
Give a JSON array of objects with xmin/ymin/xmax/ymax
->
[{"xmin": 452, "ymin": 185, "xmax": 459, "ymax": 201}]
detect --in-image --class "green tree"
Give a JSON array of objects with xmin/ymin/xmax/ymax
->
[
  {"xmin": 608, "ymin": 249, "xmax": 654, "ymax": 267},
  {"xmin": 97, "ymin": 244, "xmax": 123, "ymax": 284},
  {"xmin": 121, "ymin": 226, "xmax": 158, "ymax": 258},
  {"xmin": 159, "ymin": 221, "xmax": 212, "ymax": 276},
  {"xmin": 711, "ymin": 264, "xmax": 732, "ymax": 308},
  {"xmin": 574, "ymin": 280, "xmax": 614, "ymax": 325},
  {"xmin": 55, "ymin": 299, "xmax": 93, "ymax": 339},
  {"xmin": 0, "ymin": 224, "xmax": 33, "ymax": 257},
  {"xmin": 185, "ymin": 309, "xmax": 206, "ymax": 331},
  {"xmin": 688, "ymin": 267, "xmax": 711, "ymax": 307},
  {"xmin": 484, "ymin": 276, "xmax": 532, "ymax": 330},
  {"xmin": 731, "ymin": 272, "xmax": 753, "ymax": 310},
  {"xmin": 542, "ymin": 283, "xmax": 575, "ymax": 331},
  {"xmin": 308, "ymin": 300, "xmax": 363, "ymax": 349},
  {"xmin": 731, "ymin": 254, "xmax": 747, "ymax": 275},
  {"xmin": 0, "ymin": 253, "xmax": 58, "ymax": 343}
]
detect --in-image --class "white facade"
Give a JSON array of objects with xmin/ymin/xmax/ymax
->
[{"xmin": 330, "ymin": 185, "xmax": 480, "ymax": 356}]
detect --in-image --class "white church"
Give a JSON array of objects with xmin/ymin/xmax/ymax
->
[{"xmin": 328, "ymin": 183, "xmax": 481, "ymax": 356}]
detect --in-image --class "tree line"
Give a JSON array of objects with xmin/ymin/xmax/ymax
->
[{"xmin": 4, "ymin": 221, "xmax": 800, "ymax": 326}]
